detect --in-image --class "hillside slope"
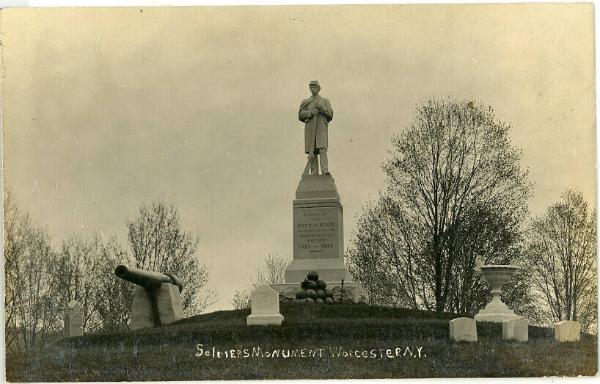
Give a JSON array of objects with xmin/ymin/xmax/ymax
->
[{"xmin": 6, "ymin": 303, "xmax": 597, "ymax": 381}]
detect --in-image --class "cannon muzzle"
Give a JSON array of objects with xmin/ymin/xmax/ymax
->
[{"xmin": 114, "ymin": 265, "xmax": 184, "ymax": 292}]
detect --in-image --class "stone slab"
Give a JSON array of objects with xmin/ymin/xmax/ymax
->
[
  {"xmin": 292, "ymin": 199, "xmax": 343, "ymax": 261},
  {"xmin": 130, "ymin": 283, "xmax": 184, "ymax": 330},
  {"xmin": 247, "ymin": 314, "xmax": 284, "ymax": 326},
  {"xmin": 130, "ymin": 286, "xmax": 156, "ymax": 330},
  {"xmin": 64, "ymin": 300, "xmax": 83, "ymax": 337},
  {"xmin": 449, "ymin": 317, "xmax": 477, "ymax": 342},
  {"xmin": 155, "ymin": 283, "xmax": 184, "ymax": 325},
  {"xmin": 554, "ymin": 320, "xmax": 581, "ymax": 342},
  {"xmin": 247, "ymin": 285, "xmax": 284, "ymax": 326},
  {"xmin": 502, "ymin": 317, "xmax": 528, "ymax": 342},
  {"xmin": 285, "ymin": 174, "xmax": 352, "ymax": 283}
]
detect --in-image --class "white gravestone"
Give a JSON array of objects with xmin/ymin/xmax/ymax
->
[
  {"xmin": 64, "ymin": 300, "xmax": 83, "ymax": 337},
  {"xmin": 502, "ymin": 317, "xmax": 528, "ymax": 342},
  {"xmin": 554, "ymin": 320, "xmax": 581, "ymax": 342},
  {"xmin": 247, "ymin": 286, "xmax": 284, "ymax": 326},
  {"xmin": 449, "ymin": 317, "xmax": 477, "ymax": 342}
]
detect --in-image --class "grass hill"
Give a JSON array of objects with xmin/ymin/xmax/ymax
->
[{"xmin": 6, "ymin": 303, "xmax": 597, "ymax": 381}]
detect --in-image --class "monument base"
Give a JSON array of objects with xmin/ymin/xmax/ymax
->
[
  {"xmin": 247, "ymin": 314, "xmax": 284, "ymax": 326},
  {"xmin": 474, "ymin": 297, "xmax": 519, "ymax": 323},
  {"xmin": 284, "ymin": 258, "xmax": 353, "ymax": 283},
  {"xmin": 271, "ymin": 281, "xmax": 368, "ymax": 304},
  {"xmin": 474, "ymin": 313, "xmax": 520, "ymax": 323},
  {"xmin": 130, "ymin": 283, "xmax": 184, "ymax": 330}
]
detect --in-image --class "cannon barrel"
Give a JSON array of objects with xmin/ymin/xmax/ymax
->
[{"xmin": 114, "ymin": 265, "xmax": 184, "ymax": 292}]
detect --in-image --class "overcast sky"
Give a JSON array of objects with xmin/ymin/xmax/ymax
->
[{"xmin": 2, "ymin": 4, "xmax": 595, "ymax": 311}]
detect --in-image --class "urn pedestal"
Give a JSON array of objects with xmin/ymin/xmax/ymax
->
[{"xmin": 474, "ymin": 265, "xmax": 520, "ymax": 323}]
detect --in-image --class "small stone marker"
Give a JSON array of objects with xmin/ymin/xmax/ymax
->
[
  {"xmin": 247, "ymin": 285, "xmax": 284, "ymax": 326},
  {"xmin": 554, "ymin": 320, "xmax": 581, "ymax": 342},
  {"xmin": 449, "ymin": 317, "xmax": 477, "ymax": 342},
  {"xmin": 502, "ymin": 317, "xmax": 528, "ymax": 342},
  {"xmin": 64, "ymin": 300, "xmax": 83, "ymax": 337}
]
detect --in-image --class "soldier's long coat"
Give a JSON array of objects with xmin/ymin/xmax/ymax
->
[{"xmin": 298, "ymin": 95, "xmax": 334, "ymax": 153}]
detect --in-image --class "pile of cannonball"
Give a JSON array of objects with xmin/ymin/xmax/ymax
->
[{"xmin": 294, "ymin": 271, "xmax": 335, "ymax": 304}]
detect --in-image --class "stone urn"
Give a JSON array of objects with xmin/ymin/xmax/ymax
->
[{"xmin": 474, "ymin": 265, "xmax": 520, "ymax": 323}]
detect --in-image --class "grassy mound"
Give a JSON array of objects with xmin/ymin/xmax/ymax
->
[{"xmin": 7, "ymin": 303, "xmax": 597, "ymax": 381}]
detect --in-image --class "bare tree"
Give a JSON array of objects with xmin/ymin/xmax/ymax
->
[
  {"xmin": 49, "ymin": 234, "xmax": 105, "ymax": 332},
  {"xmin": 231, "ymin": 254, "xmax": 290, "ymax": 309},
  {"xmin": 526, "ymin": 189, "xmax": 597, "ymax": 332},
  {"xmin": 4, "ymin": 190, "xmax": 32, "ymax": 350},
  {"xmin": 348, "ymin": 98, "xmax": 531, "ymax": 313},
  {"xmin": 94, "ymin": 237, "xmax": 135, "ymax": 331},
  {"xmin": 347, "ymin": 196, "xmax": 429, "ymax": 309},
  {"xmin": 49, "ymin": 233, "xmax": 135, "ymax": 333},
  {"xmin": 4, "ymin": 191, "xmax": 59, "ymax": 352},
  {"xmin": 231, "ymin": 290, "xmax": 251, "ymax": 311},
  {"xmin": 127, "ymin": 200, "xmax": 215, "ymax": 315}
]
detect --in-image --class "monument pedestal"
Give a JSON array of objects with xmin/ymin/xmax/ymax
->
[
  {"xmin": 284, "ymin": 174, "xmax": 350, "ymax": 282},
  {"xmin": 130, "ymin": 283, "xmax": 184, "ymax": 330},
  {"xmin": 474, "ymin": 265, "xmax": 520, "ymax": 323},
  {"xmin": 473, "ymin": 300, "xmax": 520, "ymax": 323},
  {"xmin": 277, "ymin": 174, "xmax": 364, "ymax": 301}
]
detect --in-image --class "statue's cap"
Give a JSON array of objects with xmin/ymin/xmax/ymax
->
[{"xmin": 309, "ymin": 80, "xmax": 321, "ymax": 87}]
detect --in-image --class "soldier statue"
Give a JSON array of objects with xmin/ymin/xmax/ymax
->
[{"xmin": 298, "ymin": 80, "xmax": 334, "ymax": 175}]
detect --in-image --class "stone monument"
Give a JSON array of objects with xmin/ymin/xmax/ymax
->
[
  {"xmin": 474, "ymin": 265, "xmax": 520, "ymax": 323},
  {"xmin": 502, "ymin": 317, "xmax": 528, "ymax": 342},
  {"xmin": 285, "ymin": 173, "xmax": 350, "ymax": 282},
  {"xmin": 449, "ymin": 317, "xmax": 477, "ymax": 342},
  {"xmin": 64, "ymin": 300, "xmax": 83, "ymax": 337},
  {"xmin": 554, "ymin": 320, "xmax": 581, "ymax": 342},
  {"xmin": 114, "ymin": 265, "xmax": 184, "ymax": 330},
  {"xmin": 272, "ymin": 81, "xmax": 365, "ymax": 302},
  {"xmin": 247, "ymin": 286, "xmax": 284, "ymax": 326}
]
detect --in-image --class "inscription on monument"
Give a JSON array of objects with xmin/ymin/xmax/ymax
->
[{"xmin": 294, "ymin": 207, "xmax": 340, "ymax": 259}]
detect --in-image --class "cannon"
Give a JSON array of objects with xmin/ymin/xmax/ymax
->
[
  {"xmin": 115, "ymin": 265, "xmax": 184, "ymax": 330},
  {"xmin": 115, "ymin": 265, "xmax": 184, "ymax": 292}
]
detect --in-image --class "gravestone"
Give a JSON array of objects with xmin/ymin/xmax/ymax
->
[
  {"xmin": 554, "ymin": 320, "xmax": 581, "ymax": 342},
  {"xmin": 502, "ymin": 317, "xmax": 528, "ymax": 342},
  {"xmin": 449, "ymin": 317, "xmax": 477, "ymax": 342},
  {"xmin": 247, "ymin": 286, "xmax": 284, "ymax": 326},
  {"xmin": 64, "ymin": 300, "xmax": 83, "ymax": 337}
]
